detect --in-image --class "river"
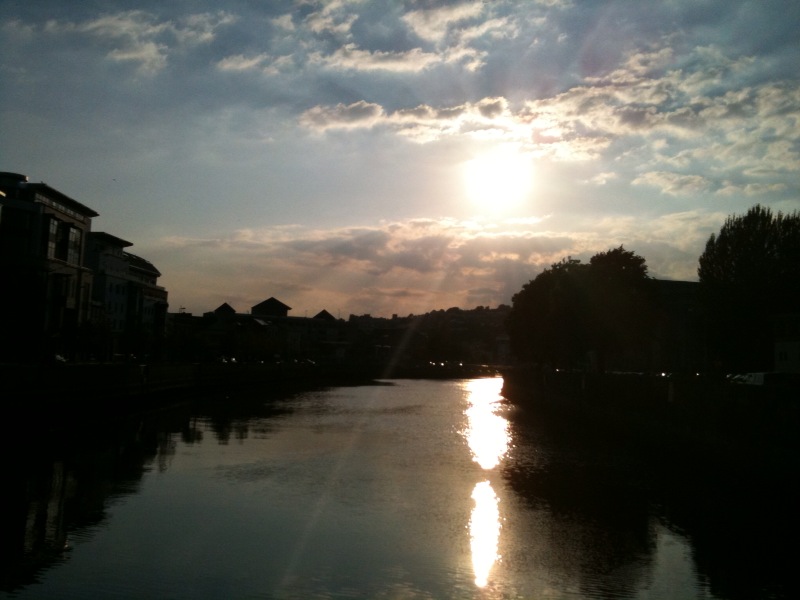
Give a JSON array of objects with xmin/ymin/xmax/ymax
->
[{"xmin": 1, "ymin": 377, "xmax": 795, "ymax": 599}]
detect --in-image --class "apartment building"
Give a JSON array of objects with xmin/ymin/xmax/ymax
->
[
  {"xmin": 0, "ymin": 172, "xmax": 97, "ymax": 360},
  {"xmin": 0, "ymin": 172, "xmax": 167, "ymax": 362}
]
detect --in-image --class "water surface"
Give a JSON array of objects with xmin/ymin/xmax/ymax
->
[{"xmin": 1, "ymin": 378, "xmax": 794, "ymax": 598}]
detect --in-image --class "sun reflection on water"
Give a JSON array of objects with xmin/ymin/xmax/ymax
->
[
  {"xmin": 463, "ymin": 377, "xmax": 509, "ymax": 588},
  {"xmin": 464, "ymin": 378, "xmax": 509, "ymax": 470},
  {"xmin": 470, "ymin": 480, "xmax": 501, "ymax": 588}
]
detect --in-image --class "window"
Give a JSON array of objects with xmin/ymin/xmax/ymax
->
[
  {"xmin": 47, "ymin": 219, "xmax": 58, "ymax": 258},
  {"xmin": 67, "ymin": 227, "xmax": 82, "ymax": 265}
]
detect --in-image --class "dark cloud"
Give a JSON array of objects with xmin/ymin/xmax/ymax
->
[
  {"xmin": 476, "ymin": 97, "xmax": 507, "ymax": 118},
  {"xmin": 300, "ymin": 100, "xmax": 385, "ymax": 129},
  {"xmin": 287, "ymin": 228, "xmax": 390, "ymax": 262}
]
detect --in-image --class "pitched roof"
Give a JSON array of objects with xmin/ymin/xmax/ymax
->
[
  {"xmin": 214, "ymin": 302, "xmax": 236, "ymax": 315},
  {"xmin": 251, "ymin": 297, "xmax": 292, "ymax": 316}
]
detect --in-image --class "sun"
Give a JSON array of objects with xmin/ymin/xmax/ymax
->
[{"xmin": 462, "ymin": 146, "xmax": 533, "ymax": 213}]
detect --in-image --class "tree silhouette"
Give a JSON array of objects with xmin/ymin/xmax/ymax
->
[
  {"xmin": 586, "ymin": 247, "xmax": 657, "ymax": 372},
  {"xmin": 506, "ymin": 257, "xmax": 590, "ymax": 368},
  {"xmin": 507, "ymin": 247, "xmax": 656, "ymax": 372},
  {"xmin": 698, "ymin": 204, "xmax": 800, "ymax": 372}
]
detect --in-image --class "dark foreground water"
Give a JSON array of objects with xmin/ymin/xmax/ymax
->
[{"xmin": 1, "ymin": 378, "xmax": 795, "ymax": 599}]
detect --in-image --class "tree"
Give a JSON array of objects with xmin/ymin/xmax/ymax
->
[
  {"xmin": 506, "ymin": 257, "xmax": 590, "ymax": 367},
  {"xmin": 698, "ymin": 204, "xmax": 800, "ymax": 372},
  {"xmin": 506, "ymin": 247, "xmax": 656, "ymax": 371},
  {"xmin": 586, "ymin": 246, "xmax": 657, "ymax": 371}
]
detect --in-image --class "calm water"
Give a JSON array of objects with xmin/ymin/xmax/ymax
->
[{"xmin": 1, "ymin": 378, "xmax": 795, "ymax": 599}]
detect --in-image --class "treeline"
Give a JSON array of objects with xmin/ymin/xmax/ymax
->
[{"xmin": 505, "ymin": 204, "xmax": 800, "ymax": 374}]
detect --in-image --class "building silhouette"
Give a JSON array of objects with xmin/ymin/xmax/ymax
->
[
  {"xmin": 166, "ymin": 299, "xmax": 512, "ymax": 371},
  {"xmin": 252, "ymin": 297, "xmax": 291, "ymax": 318},
  {"xmin": 85, "ymin": 232, "xmax": 168, "ymax": 360},
  {"xmin": 0, "ymin": 172, "xmax": 167, "ymax": 362}
]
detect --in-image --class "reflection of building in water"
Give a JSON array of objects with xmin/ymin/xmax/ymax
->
[
  {"xmin": 0, "ymin": 460, "xmax": 72, "ymax": 592},
  {"xmin": 462, "ymin": 377, "xmax": 508, "ymax": 588},
  {"xmin": 25, "ymin": 462, "xmax": 69, "ymax": 556},
  {"xmin": 0, "ymin": 413, "xmax": 181, "ymax": 594}
]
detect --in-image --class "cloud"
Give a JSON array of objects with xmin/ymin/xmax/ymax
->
[
  {"xmin": 295, "ymin": 35, "xmax": 799, "ymax": 193},
  {"xmin": 216, "ymin": 52, "xmax": 296, "ymax": 76},
  {"xmin": 458, "ymin": 16, "xmax": 519, "ymax": 44},
  {"xmin": 40, "ymin": 10, "xmax": 235, "ymax": 74},
  {"xmin": 299, "ymin": 100, "xmax": 386, "ymax": 131},
  {"xmin": 402, "ymin": 2, "xmax": 486, "ymax": 43},
  {"xmin": 303, "ymin": 0, "xmax": 361, "ymax": 35},
  {"xmin": 310, "ymin": 43, "xmax": 441, "ymax": 72},
  {"xmin": 716, "ymin": 182, "xmax": 788, "ymax": 196},
  {"xmin": 632, "ymin": 171, "xmax": 712, "ymax": 196},
  {"xmin": 587, "ymin": 172, "xmax": 618, "ymax": 185},
  {"xmin": 107, "ymin": 40, "xmax": 168, "ymax": 73},
  {"xmin": 271, "ymin": 14, "xmax": 295, "ymax": 31},
  {"xmin": 299, "ymin": 93, "xmax": 615, "ymax": 159},
  {"xmin": 4, "ymin": 0, "xmax": 798, "ymax": 318},
  {"xmin": 151, "ymin": 210, "xmax": 719, "ymax": 316},
  {"xmin": 216, "ymin": 53, "xmax": 271, "ymax": 72},
  {"xmin": 153, "ymin": 217, "xmax": 564, "ymax": 315}
]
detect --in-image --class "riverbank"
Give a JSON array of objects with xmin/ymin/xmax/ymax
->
[
  {"xmin": 1, "ymin": 360, "xmax": 501, "ymax": 421},
  {"xmin": 500, "ymin": 367, "xmax": 800, "ymax": 479}
]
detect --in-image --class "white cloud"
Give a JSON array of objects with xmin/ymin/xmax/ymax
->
[
  {"xmin": 402, "ymin": 2, "xmax": 485, "ymax": 43},
  {"xmin": 303, "ymin": 0, "xmax": 361, "ymax": 36},
  {"xmin": 271, "ymin": 14, "xmax": 295, "ymax": 31},
  {"xmin": 216, "ymin": 53, "xmax": 270, "ymax": 72},
  {"xmin": 716, "ymin": 182, "xmax": 788, "ymax": 196},
  {"xmin": 587, "ymin": 172, "xmax": 618, "ymax": 185},
  {"xmin": 310, "ymin": 43, "xmax": 441, "ymax": 72},
  {"xmin": 176, "ymin": 12, "xmax": 237, "ymax": 45},
  {"xmin": 300, "ymin": 94, "xmax": 612, "ymax": 160},
  {"xmin": 457, "ymin": 16, "xmax": 518, "ymax": 44},
  {"xmin": 441, "ymin": 44, "xmax": 488, "ymax": 72},
  {"xmin": 107, "ymin": 41, "xmax": 168, "ymax": 72},
  {"xmin": 632, "ymin": 171, "xmax": 711, "ymax": 195}
]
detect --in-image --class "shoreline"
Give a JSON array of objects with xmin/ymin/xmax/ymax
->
[
  {"xmin": 500, "ymin": 367, "xmax": 800, "ymax": 480},
  {"xmin": 1, "ymin": 360, "xmax": 501, "ymax": 421}
]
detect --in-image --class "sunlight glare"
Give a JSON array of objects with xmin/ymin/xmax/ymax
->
[
  {"xmin": 464, "ymin": 378, "xmax": 509, "ymax": 470},
  {"xmin": 470, "ymin": 480, "xmax": 501, "ymax": 588},
  {"xmin": 462, "ymin": 146, "xmax": 533, "ymax": 213}
]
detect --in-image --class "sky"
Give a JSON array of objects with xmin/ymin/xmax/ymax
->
[{"xmin": 2, "ymin": 0, "xmax": 799, "ymax": 318}]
